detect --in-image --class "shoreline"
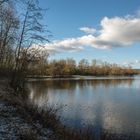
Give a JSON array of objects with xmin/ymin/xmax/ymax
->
[
  {"xmin": 1, "ymin": 79, "xmax": 140, "ymax": 140},
  {"xmin": 27, "ymin": 75, "xmax": 138, "ymax": 82}
]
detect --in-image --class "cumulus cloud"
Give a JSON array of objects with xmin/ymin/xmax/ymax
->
[
  {"xmin": 99, "ymin": 17, "xmax": 140, "ymax": 45},
  {"xmin": 38, "ymin": 35, "xmax": 108, "ymax": 54},
  {"xmin": 79, "ymin": 27, "xmax": 96, "ymax": 34},
  {"xmin": 31, "ymin": 14, "xmax": 140, "ymax": 54}
]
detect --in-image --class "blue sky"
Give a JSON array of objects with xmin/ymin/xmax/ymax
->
[{"xmin": 39, "ymin": 0, "xmax": 140, "ymax": 68}]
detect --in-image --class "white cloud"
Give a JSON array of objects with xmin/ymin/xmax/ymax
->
[
  {"xmin": 98, "ymin": 17, "xmax": 140, "ymax": 46},
  {"xmin": 31, "ymin": 14, "xmax": 140, "ymax": 54},
  {"xmin": 79, "ymin": 27, "xmax": 96, "ymax": 34},
  {"xmin": 39, "ymin": 35, "xmax": 108, "ymax": 54}
]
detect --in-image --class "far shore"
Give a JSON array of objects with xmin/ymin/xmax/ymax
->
[{"xmin": 27, "ymin": 74, "xmax": 138, "ymax": 81}]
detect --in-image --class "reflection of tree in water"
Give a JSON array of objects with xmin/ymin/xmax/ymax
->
[
  {"xmin": 27, "ymin": 80, "xmax": 78, "ymax": 105},
  {"xmin": 74, "ymin": 79, "xmax": 133, "ymax": 90},
  {"xmin": 88, "ymin": 79, "xmax": 133, "ymax": 89},
  {"xmin": 27, "ymin": 79, "xmax": 134, "ymax": 103},
  {"xmin": 29, "ymin": 80, "xmax": 77, "ymax": 90},
  {"xmin": 28, "ymin": 79, "xmax": 134, "ymax": 90},
  {"xmin": 27, "ymin": 81, "xmax": 51, "ymax": 105}
]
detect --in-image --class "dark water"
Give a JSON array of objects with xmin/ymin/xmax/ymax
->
[{"xmin": 27, "ymin": 77, "xmax": 140, "ymax": 137}]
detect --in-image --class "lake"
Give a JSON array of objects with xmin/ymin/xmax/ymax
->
[{"xmin": 27, "ymin": 76, "xmax": 140, "ymax": 138}]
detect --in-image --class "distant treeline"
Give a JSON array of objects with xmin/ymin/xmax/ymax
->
[{"xmin": 27, "ymin": 58, "xmax": 137, "ymax": 77}]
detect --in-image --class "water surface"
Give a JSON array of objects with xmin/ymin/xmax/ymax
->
[{"xmin": 27, "ymin": 76, "xmax": 140, "ymax": 137}]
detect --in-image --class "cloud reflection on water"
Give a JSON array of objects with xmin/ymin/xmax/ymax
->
[{"xmin": 27, "ymin": 78, "xmax": 140, "ymax": 135}]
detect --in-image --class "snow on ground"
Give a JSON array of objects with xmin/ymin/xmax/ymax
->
[{"xmin": 0, "ymin": 80, "xmax": 53, "ymax": 140}]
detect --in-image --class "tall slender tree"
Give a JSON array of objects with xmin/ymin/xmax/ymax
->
[{"xmin": 11, "ymin": 0, "xmax": 49, "ymax": 90}]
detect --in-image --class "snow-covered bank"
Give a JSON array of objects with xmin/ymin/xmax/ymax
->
[{"xmin": 0, "ymin": 80, "xmax": 53, "ymax": 140}]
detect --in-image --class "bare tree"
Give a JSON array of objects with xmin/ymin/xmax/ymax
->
[
  {"xmin": 11, "ymin": 0, "xmax": 49, "ymax": 90},
  {"xmin": 0, "ymin": 2, "xmax": 19, "ymax": 70},
  {"xmin": 15, "ymin": 0, "xmax": 48, "ymax": 70}
]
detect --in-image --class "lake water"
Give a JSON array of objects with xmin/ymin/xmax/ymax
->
[{"xmin": 27, "ymin": 76, "xmax": 140, "ymax": 138}]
